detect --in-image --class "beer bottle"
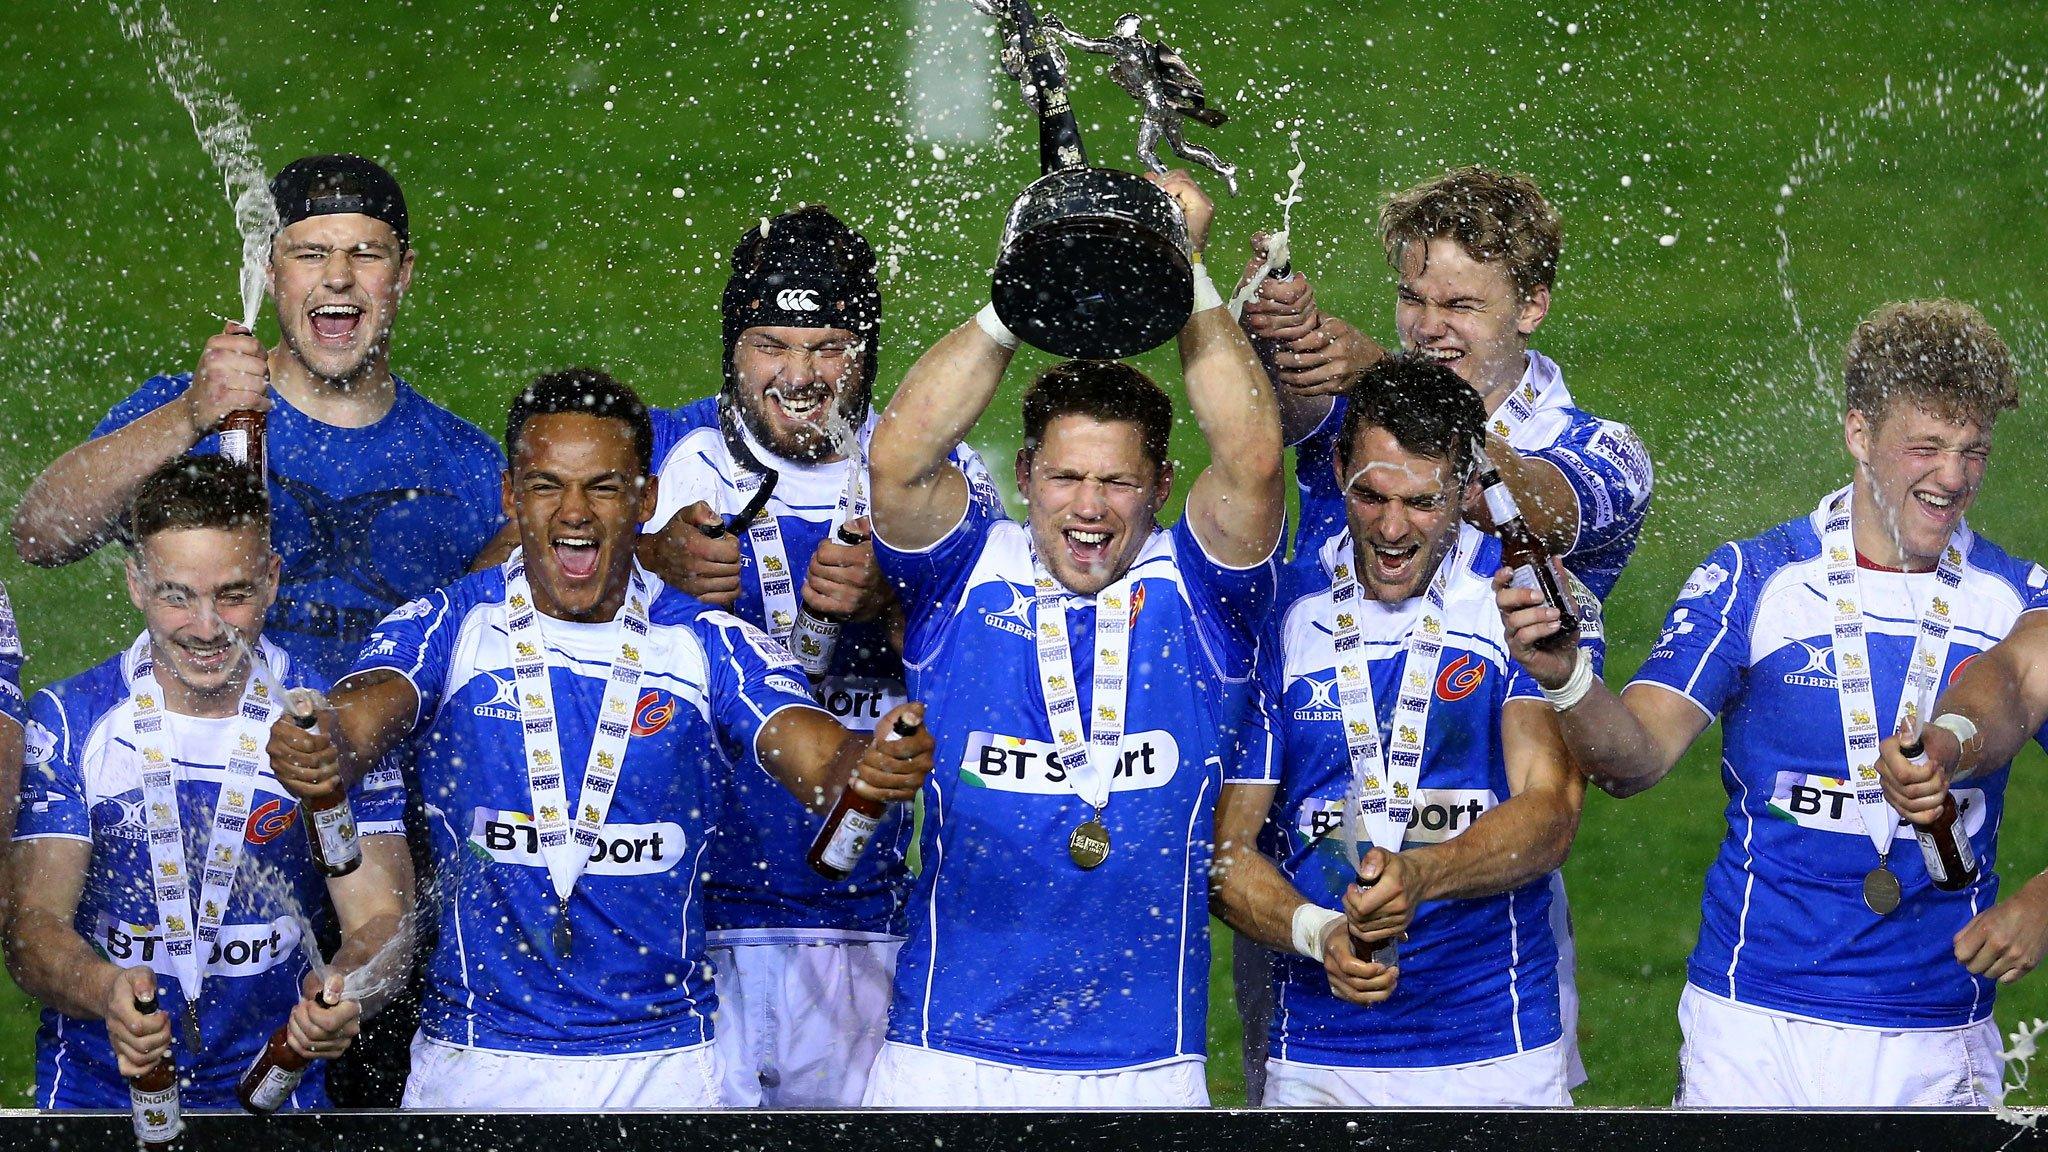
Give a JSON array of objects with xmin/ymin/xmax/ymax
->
[
  {"xmin": 128, "ymin": 994, "xmax": 183, "ymax": 1150},
  {"xmin": 807, "ymin": 713, "xmax": 921, "ymax": 881},
  {"xmin": 1351, "ymin": 868, "xmax": 1400, "ymax": 968},
  {"xmin": 1900, "ymin": 734, "xmax": 1980, "ymax": 892},
  {"xmin": 219, "ymin": 409, "xmax": 266, "ymax": 475},
  {"xmin": 236, "ymin": 990, "xmax": 337, "ymax": 1115},
  {"xmin": 1477, "ymin": 464, "xmax": 1578, "ymax": 651},
  {"xmin": 788, "ymin": 524, "xmax": 869, "ymax": 680},
  {"xmin": 287, "ymin": 704, "xmax": 361, "ymax": 878}
]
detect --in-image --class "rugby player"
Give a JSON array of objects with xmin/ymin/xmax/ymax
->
[
  {"xmin": 861, "ymin": 170, "xmax": 1283, "ymax": 1107},
  {"xmin": 1214, "ymin": 357, "xmax": 1594, "ymax": 1106},
  {"xmin": 12, "ymin": 154, "xmax": 506, "ymax": 682},
  {"xmin": 7, "ymin": 456, "xmax": 412, "ymax": 1110},
  {"xmin": 1498, "ymin": 299, "xmax": 2035, "ymax": 1107},
  {"xmin": 265, "ymin": 369, "xmax": 935, "ymax": 1109},
  {"xmin": 1232, "ymin": 165, "xmax": 1647, "ymax": 1099},
  {"xmin": 635, "ymin": 206, "xmax": 998, "ymax": 1107},
  {"xmin": 0, "ymin": 579, "xmax": 24, "ymax": 931}
]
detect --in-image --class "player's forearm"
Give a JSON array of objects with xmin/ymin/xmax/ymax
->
[
  {"xmin": 1180, "ymin": 305, "xmax": 1285, "ymax": 561},
  {"xmin": 1936, "ymin": 618, "xmax": 2048, "ymax": 781},
  {"xmin": 871, "ymin": 318, "xmax": 1012, "ymax": 498},
  {"xmin": 1404, "ymin": 786, "xmax": 1579, "ymax": 903},
  {"xmin": 329, "ymin": 670, "xmax": 425, "ymax": 784},
  {"xmin": 1559, "ymin": 684, "xmax": 1680, "ymax": 797},
  {"xmin": 1479, "ymin": 438, "xmax": 1579, "ymax": 556},
  {"xmin": 4, "ymin": 912, "xmax": 122, "ymax": 1020},
  {"xmin": 468, "ymin": 521, "xmax": 520, "ymax": 573},
  {"xmin": 326, "ymin": 835, "xmax": 415, "ymax": 1018},
  {"xmin": 1209, "ymin": 837, "xmax": 1315, "ymax": 954},
  {"xmin": 12, "ymin": 403, "xmax": 200, "ymax": 566},
  {"xmin": 328, "ymin": 911, "xmax": 411, "ymax": 1019}
]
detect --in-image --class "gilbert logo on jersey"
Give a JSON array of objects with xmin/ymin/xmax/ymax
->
[
  {"xmin": 956, "ymin": 730, "xmax": 1181, "ymax": 794},
  {"xmin": 468, "ymin": 808, "xmax": 685, "ymax": 875}
]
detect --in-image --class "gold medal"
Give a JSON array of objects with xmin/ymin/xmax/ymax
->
[
  {"xmin": 1068, "ymin": 818, "xmax": 1111, "ymax": 869},
  {"xmin": 1862, "ymin": 866, "xmax": 1901, "ymax": 916}
]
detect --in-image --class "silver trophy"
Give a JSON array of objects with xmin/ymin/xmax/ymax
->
[{"xmin": 972, "ymin": 0, "xmax": 1240, "ymax": 359}]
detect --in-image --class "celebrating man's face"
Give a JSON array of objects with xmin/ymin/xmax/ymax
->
[
  {"xmin": 731, "ymin": 324, "xmax": 867, "ymax": 463},
  {"xmin": 1016, "ymin": 415, "xmax": 1172, "ymax": 597},
  {"xmin": 505, "ymin": 413, "xmax": 657, "ymax": 621},
  {"xmin": 268, "ymin": 213, "xmax": 414, "ymax": 387},
  {"xmin": 1337, "ymin": 424, "xmax": 1467, "ymax": 604}
]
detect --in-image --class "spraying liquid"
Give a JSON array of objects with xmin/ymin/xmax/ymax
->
[
  {"xmin": 110, "ymin": 2, "xmax": 276, "ymax": 330},
  {"xmin": 1228, "ymin": 139, "xmax": 1307, "ymax": 321}
]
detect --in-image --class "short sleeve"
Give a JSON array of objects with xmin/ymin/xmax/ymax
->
[
  {"xmin": 873, "ymin": 481, "xmax": 1005, "ymax": 635},
  {"xmin": 349, "ymin": 589, "xmax": 463, "ymax": 730},
  {"xmin": 1289, "ymin": 398, "xmax": 1346, "ymax": 564},
  {"xmin": 92, "ymin": 375, "xmax": 211, "ymax": 446},
  {"xmin": 1627, "ymin": 542, "xmax": 1752, "ymax": 717},
  {"xmin": 0, "ymin": 580, "xmax": 23, "ymax": 730},
  {"xmin": 1224, "ymin": 629, "xmax": 1284, "ymax": 785},
  {"xmin": 1528, "ymin": 417, "xmax": 1654, "ymax": 559},
  {"xmin": 349, "ymin": 749, "xmax": 409, "ymax": 837},
  {"xmin": 2022, "ymin": 562, "xmax": 2048, "ymax": 613},
  {"xmin": 698, "ymin": 612, "xmax": 831, "ymax": 765},
  {"xmin": 1169, "ymin": 515, "xmax": 1278, "ymax": 677},
  {"xmin": 15, "ymin": 690, "xmax": 89, "ymax": 842}
]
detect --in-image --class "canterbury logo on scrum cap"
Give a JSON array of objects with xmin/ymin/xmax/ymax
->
[{"xmin": 776, "ymin": 288, "xmax": 820, "ymax": 312}]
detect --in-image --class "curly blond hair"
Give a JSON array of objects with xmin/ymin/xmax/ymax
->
[
  {"xmin": 1379, "ymin": 166, "xmax": 1562, "ymax": 298},
  {"xmin": 1843, "ymin": 299, "xmax": 2018, "ymax": 429}
]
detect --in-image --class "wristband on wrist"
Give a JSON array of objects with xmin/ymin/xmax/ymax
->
[
  {"xmin": 1291, "ymin": 903, "xmax": 1345, "ymax": 963},
  {"xmin": 1929, "ymin": 712, "xmax": 1981, "ymax": 773},
  {"xmin": 1192, "ymin": 266, "xmax": 1224, "ymax": 313},
  {"xmin": 975, "ymin": 302, "xmax": 1020, "ymax": 351},
  {"xmin": 1540, "ymin": 647, "xmax": 1597, "ymax": 712}
]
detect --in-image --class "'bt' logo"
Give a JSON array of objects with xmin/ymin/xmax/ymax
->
[{"xmin": 776, "ymin": 288, "xmax": 820, "ymax": 312}]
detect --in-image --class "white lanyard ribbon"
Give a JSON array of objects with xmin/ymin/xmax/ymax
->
[
  {"xmin": 1031, "ymin": 554, "xmax": 1135, "ymax": 815},
  {"xmin": 1485, "ymin": 353, "xmax": 1557, "ymax": 444},
  {"xmin": 1330, "ymin": 531, "xmax": 1463, "ymax": 863},
  {"xmin": 1817, "ymin": 486, "xmax": 1967, "ymax": 862},
  {"xmin": 504, "ymin": 552, "xmax": 651, "ymax": 908},
  {"xmin": 128, "ymin": 631, "xmax": 281, "ymax": 1009},
  {"xmin": 727, "ymin": 428, "xmax": 866, "ymax": 642}
]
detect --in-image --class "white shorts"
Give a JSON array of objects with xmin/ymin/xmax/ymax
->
[
  {"xmin": 710, "ymin": 937, "xmax": 901, "ymax": 1108},
  {"xmin": 401, "ymin": 1033, "xmax": 723, "ymax": 1110},
  {"xmin": 1675, "ymin": 983, "xmax": 2004, "ymax": 1108},
  {"xmin": 861, "ymin": 1041, "xmax": 1208, "ymax": 1108},
  {"xmin": 1264, "ymin": 1041, "xmax": 1571, "ymax": 1107}
]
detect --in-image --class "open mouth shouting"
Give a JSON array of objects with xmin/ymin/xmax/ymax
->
[
  {"xmin": 177, "ymin": 636, "xmax": 236, "ymax": 677},
  {"xmin": 1412, "ymin": 344, "xmax": 1465, "ymax": 369},
  {"xmin": 1367, "ymin": 539, "xmax": 1424, "ymax": 586},
  {"xmin": 553, "ymin": 535, "xmax": 602, "ymax": 582},
  {"xmin": 309, "ymin": 302, "xmax": 365, "ymax": 346},
  {"xmin": 1911, "ymin": 487, "xmax": 1963, "ymax": 528},
  {"xmin": 764, "ymin": 385, "xmax": 835, "ymax": 428},
  {"xmin": 1062, "ymin": 526, "xmax": 1115, "ymax": 569}
]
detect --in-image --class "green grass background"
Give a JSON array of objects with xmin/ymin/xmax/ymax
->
[{"xmin": 4, "ymin": 0, "xmax": 2048, "ymax": 1108}]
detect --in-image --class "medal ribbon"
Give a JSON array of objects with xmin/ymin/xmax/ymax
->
[
  {"xmin": 1816, "ymin": 486, "xmax": 1967, "ymax": 863},
  {"xmin": 723, "ymin": 425, "xmax": 865, "ymax": 642},
  {"xmin": 1030, "ymin": 554, "xmax": 1135, "ymax": 815},
  {"xmin": 1328, "ymin": 530, "xmax": 1463, "ymax": 864},
  {"xmin": 504, "ymin": 552, "xmax": 651, "ymax": 909},
  {"xmin": 1483, "ymin": 352, "xmax": 1558, "ymax": 444},
  {"xmin": 127, "ymin": 630, "xmax": 282, "ymax": 1010}
]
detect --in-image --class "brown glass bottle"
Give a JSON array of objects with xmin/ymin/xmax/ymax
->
[
  {"xmin": 808, "ymin": 713, "xmax": 921, "ymax": 880},
  {"xmin": 1478, "ymin": 465, "xmax": 1578, "ymax": 651},
  {"xmin": 219, "ymin": 409, "xmax": 267, "ymax": 474},
  {"xmin": 236, "ymin": 990, "xmax": 335, "ymax": 1114},
  {"xmin": 1901, "ymin": 735, "xmax": 1980, "ymax": 891},
  {"xmin": 288, "ymin": 709, "xmax": 362, "ymax": 877},
  {"xmin": 128, "ymin": 994, "xmax": 183, "ymax": 1149},
  {"xmin": 789, "ymin": 525, "xmax": 869, "ymax": 679}
]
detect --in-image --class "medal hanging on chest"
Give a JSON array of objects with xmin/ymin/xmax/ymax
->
[
  {"xmin": 504, "ymin": 552, "xmax": 652, "ymax": 955},
  {"xmin": 1031, "ymin": 555, "xmax": 1134, "ymax": 871},
  {"xmin": 1815, "ymin": 489, "xmax": 1966, "ymax": 915}
]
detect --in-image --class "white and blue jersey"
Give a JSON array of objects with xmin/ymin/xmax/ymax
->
[
  {"xmin": 352, "ymin": 565, "xmax": 824, "ymax": 1055},
  {"xmin": 1632, "ymin": 502, "xmax": 2048, "ymax": 1028},
  {"xmin": 648, "ymin": 398, "xmax": 999, "ymax": 944},
  {"xmin": 1292, "ymin": 351, "xmax": 1652, "ymax": 600},
  {"xmin": 0, "ymin": 578, "xmax": 23, "ymax": 731},
  {"xmin": 96, "ymin": 376, "xmax": 506, "ymax": 681},
  {"xmin": 874, "ymin": 493, "xmax": 1275, "ymax": 1071},
  {"xmin": 13, "ymin": 640, "xmax": 404, "ymax": 1110},
  {"xmin": 1233, "ymin": 526, "xmax": 1600, "ymax": 1068}
]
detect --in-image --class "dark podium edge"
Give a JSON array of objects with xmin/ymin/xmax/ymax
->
[{"xmin": 5, "ymin": 1107, "xmax": 2042, "ymax": 1151}]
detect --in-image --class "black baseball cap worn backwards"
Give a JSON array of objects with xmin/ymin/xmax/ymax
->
[{"xmin": 270, "ymin": 154, "xmax": 409, "ymax": 248}]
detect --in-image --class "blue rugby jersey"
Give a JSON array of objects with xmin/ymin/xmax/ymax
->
[
  {"xmin": 1292, "ymin": 350, "xmax": 1652, "ymax": 600},
  {"xmin": 1631, "ymin": 501, "xmax": 2048, "ymax": 1028},
  {"xmin": 14, "ymin": 640, "xmax": 402, "ymax": 1109},
  {"xmin": 1233, "ymin": 526, "xmax": 1603, "ymax": 1068},
  {"xmin": 647, "ymin": 399, "xmax": 999, "ymax": 943},
  {"xmin": 873, "ymin": 493, "xmax": 1275, "ymax": 1071},
  {"xmin": 95, "ymin": 376, "xmax": 506, "ymax": 681},
  {"xmin": 0, "ymin": 578, "xmax": 22, "ymax": 730},
  {"xmin": 350, "ymin": 564, "xmax": 823, "ymax": 1055}
]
